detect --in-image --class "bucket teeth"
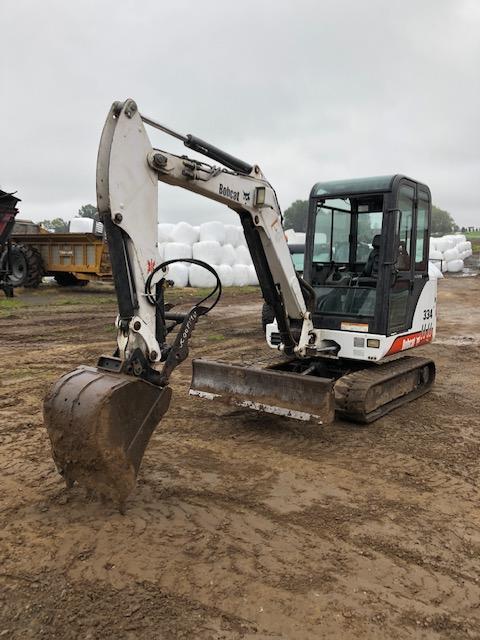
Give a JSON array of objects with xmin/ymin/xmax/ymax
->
[
  {"xmin": 190, "ymin": 359, "xmax": 335, "ymax": 424},
  {"xmin": 44, "ymin": 365, "xmax": 172, "ymax": 508}
]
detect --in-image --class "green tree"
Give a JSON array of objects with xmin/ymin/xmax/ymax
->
[
  {"xmin": 284, "ymin": 199, "xmax": 308, "ymax": 231},
  {"xmin": 431, "ymin": 205, "xmax": 458, "ymax": 235},
  {"xmin": 39, "ymin": 218, "xmax": 68, "ymax": 232},
  {"xmin": 78, "ymin": 203, "xmax": 97, "ymax": 219}
]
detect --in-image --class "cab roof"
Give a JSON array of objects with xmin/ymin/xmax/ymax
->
[{"xmin": 310, "ymin": 174, "xmax": 418, "ymax": 198}]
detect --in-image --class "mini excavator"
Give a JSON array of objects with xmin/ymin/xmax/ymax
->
[{"xmin": 44, "ymin": 99, "xmax": 436, "ymax": 507}]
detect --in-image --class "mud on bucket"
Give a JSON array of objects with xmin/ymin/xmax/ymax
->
[{"xmin": 43, "ymin": 365, "xmax": 172, "ymax": 508}]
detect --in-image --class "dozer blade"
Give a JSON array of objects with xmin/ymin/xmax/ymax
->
[
  {"xmin": 190, "ymin": 359, "xmax": 335, "ymax": 424},
  {"xmin": 44, "ymin": 365, "xmax": 172, "ymax": 507}
]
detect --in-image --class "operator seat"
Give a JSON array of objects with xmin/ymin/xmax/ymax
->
[{"xmin": 362, "ymin": 234, "xmax": 381, "ymax": 278}]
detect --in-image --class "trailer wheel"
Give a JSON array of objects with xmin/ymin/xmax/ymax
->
[
  {"xmin": 261, "ymin": 302, "xmax": 275, "ymax": 332},
  {"xmin": 1, "ymin": 243, "xmax": 43, "ymax": 288},
  {"xmin": 54, "ymin": 272, "xmax": 89, "ymax": 287}
]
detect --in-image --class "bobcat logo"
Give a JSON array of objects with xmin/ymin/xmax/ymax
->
[{"xmin": 242, "ymin": 191, "xmax": 251, "ymax": 204}]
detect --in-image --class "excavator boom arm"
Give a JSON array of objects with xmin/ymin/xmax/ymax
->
[{"xmin": 97, "ymin": 99, "xmax": 312, "ymax": 365}]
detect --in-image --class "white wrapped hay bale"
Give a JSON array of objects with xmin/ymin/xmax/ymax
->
[
  {"xmin": 428, "ymin": 261, "xmax": 444, "ymax": 279},
  {"xmin": 199, "ymin": 221, "xmax": 226, "ymax": 244},
  {"xmin": 293, "ymin": 232, "xmax": 306, "ymax": 244},
  {"xmin": 285, "ymin": 229, "xmax": 296, "ymax": 243},
  {"xmin": 235, "ymin": 229, "xmax": 247, "ymax": 248},
  {"xmin": 192, "ymin": 240, "xmax": 223, "ymax": 265},
  {"xmin": 447, "ymin": 259, "xmax": 464, "ymax": 273},
  {"xmin": 221, "ymin": 244, "xmax": 236, "ymax": 266},
  {"xmin": 166, "ymin": 263, "xmax": 189, "ymax": 287},
  {"xmin": 430, "ymin": 248, "xmax": 443, "ymax": 261},
  {"xmin": 216, "ymin": 264, "xmax": 234, "ymax": 287},
  {"xmin": 157, "ymin": 242, "xmax": 167, "ymax": 262},
  {"xmin": 456, "ymin": 241, "xmax": 472, "ymax": 258},
  {"xmin": 435, "ymin": 237, "xmax": 449, "ymax": 253},
  {"xmin": 225, "ymin": 224, "xmax": 242, "ymax": 247},
  {"xmin": 247, "ymin": 264, "xmax": 259, "ymax": 286},
  {"xmin": 285, "ymin": 229, "xmax": 306, "ymax": 244},
  {"xmin": 235, "ymin": 245, "xmax": 252, "ymax": 265},
  {"xmin": 69, "ymin": 217, "xmax": 96, "ymax": 233},
  {"xmin": 189, "ymin": 263, "xmax": 218, "ymax": 288},
  {"xmin": 158, "ymin": 223, "xmax": 175, "ymax": 243},
  {"xmin": 443, "ymin": 247, "xmax": 460, "ymax": 263},
  {"xmin": 171, "ymin": 221, "xmax": 199, "ymax": 245},
  {"xmin": 164, "ymin": 242, "xmax": 192, "ymax": 261},
  {"xmin": 232, "ymin": 264, "xmax": 250, "ymax": 286}
]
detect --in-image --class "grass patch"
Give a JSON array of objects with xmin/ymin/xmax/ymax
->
[
  {"xmin": 55, "ymin": 298, "xmax": 83, "ymax": 306},
  {"xmin": 0, "ymin": 298, "xmax": 24, "ymax": 317},
  {"xmin": 206, "ymin": 333, "xmax": 225, "ymax": 342},
  {"xmin": 52, "ymin": 295, "xmax": 117, "ymax": 307},
  {"xmin": 0, "ymin": 298, "xmax": 24, "ymax": 310},
  {"xmin": 88, "ymin": 295, "xmax": 117, "ymax": 305},
  {"xmin": 466, "ymin": 232, "xmax": 480, "ymax": 252},
  {"xmin": 166, "ymin": 286, "xmax": 260, "ymax": 301},
  {"xmin": 8, "ymin": 367, "xmax": 34, "ymax": 379}
]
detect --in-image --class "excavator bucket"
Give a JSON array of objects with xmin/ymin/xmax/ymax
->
[
  {"xmin": 190, "ymin": 359, "xmax": 335, "ymax": 424},
  {"xmin": 44, "ymin": 366, "xmax": 172, "ymax": 508}
]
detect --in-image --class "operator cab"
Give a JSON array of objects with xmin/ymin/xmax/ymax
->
[{"xmin": 303, "ymin": 175, "xmax": 431, "ymax": 336}]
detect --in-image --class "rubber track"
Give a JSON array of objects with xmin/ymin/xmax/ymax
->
[{"xmin": 334, "ymin": 355, "xmax": 435, "ymax": 424}]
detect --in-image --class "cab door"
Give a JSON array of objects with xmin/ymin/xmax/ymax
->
[{"xmin": 388, "ymin": 181, "xmax": 415, "ymax": 334}]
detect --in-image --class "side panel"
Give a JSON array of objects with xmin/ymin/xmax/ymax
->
[{"xmin": 266, "ymin": 278, "xmax": 437, "ymax": 361}]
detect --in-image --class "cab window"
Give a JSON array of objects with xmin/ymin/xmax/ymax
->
[
  {"xmin": 415, "ymin": 190, "xmax": 429, "ymax": 270},
  {"xmin": 396, "ymin": 185, "xmax": 414, "ymax": 271}
]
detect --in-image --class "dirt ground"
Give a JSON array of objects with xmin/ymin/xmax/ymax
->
[{"xmin": 1, "ymin": 274, "xmax": 480, "ymax": 640}]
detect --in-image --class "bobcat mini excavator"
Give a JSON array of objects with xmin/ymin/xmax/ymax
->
[{"xmin": 44, "ymin": 99, "xmax": 436, "ymax": 508}]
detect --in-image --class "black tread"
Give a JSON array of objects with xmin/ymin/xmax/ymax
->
[
  {"xmin": 261, "ymin": 302, "xmax": 275, "ymax": 332},
  {"xmin": 23, "ymin": 246, "xmax": 44, "ymax": 288},
  {"xmin": 3, "ymin": 243, "xmax": 44, "ymax": 288},
  {"xmin": 334, "ymin": 356, "xmax": 435, "ymax": 423}
]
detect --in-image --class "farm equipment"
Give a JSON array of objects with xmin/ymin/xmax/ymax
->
[
  {"xmin": 44, "ymin": 99, "xmax": 436, "ymax": 507},
  {"xmin": 10, "ymin": 220, "xmax": 111, "ymax": 287},
  {"xmin": 0, "ymin": 190, "xmax": 21, "ymax": 297}
]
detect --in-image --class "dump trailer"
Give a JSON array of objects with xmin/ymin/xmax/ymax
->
[
  {"xmin": 9, "ymin": 219, "xmax": 112, "ymax": 287},
  {"xmin": 44, "ymin": 99, "xmax": 436, "ymax": 509}
]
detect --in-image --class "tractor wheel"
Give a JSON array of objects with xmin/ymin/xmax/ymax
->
[
  {"xmin": 261, "ymin": 302, "xmax": 275, "ymax": 332},
  {"xmin": 23, "ymin": 246, "xmax": 44, "ymax": 288},
  {"xmin": 54, "ymin": 272, "xmax": 89, "ymax": 287},
  {"xmin": 2, "ymin": 243, "xmax": 44, "ymax": 288}
]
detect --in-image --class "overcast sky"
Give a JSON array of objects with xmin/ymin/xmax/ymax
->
[{"xmin": 1, "ymin": 0, "xmax": 479, "ymax": 227}]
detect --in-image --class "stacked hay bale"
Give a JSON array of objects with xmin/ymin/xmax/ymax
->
[
  {"xmin": 157, "ymin": 221, "xmax": 259, "ymax": 287},
  {"xmin": 430, "ymin": 235, "xmax": 472, "ymax": 273}
]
